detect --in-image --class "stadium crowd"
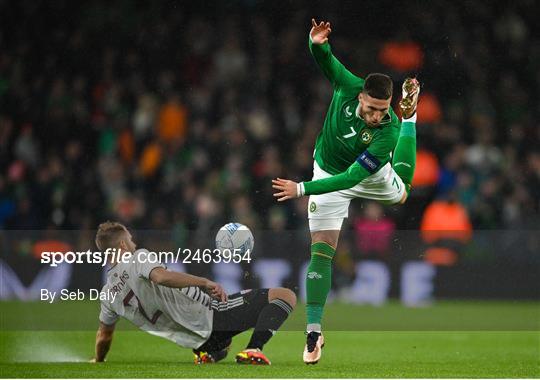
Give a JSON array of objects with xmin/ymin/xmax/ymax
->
[{"xmin": 1, "ymin": 0, "xmax": 538, "ymax": 261}]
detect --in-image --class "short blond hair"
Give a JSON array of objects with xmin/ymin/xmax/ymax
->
[{"xmin": 95, "ymin": 221, "xmax": 128, "ymax": 250}]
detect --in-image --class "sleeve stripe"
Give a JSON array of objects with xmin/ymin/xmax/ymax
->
[{"xmin": 356, "ymin": 150, "xmax": 381, "ymax": 173}]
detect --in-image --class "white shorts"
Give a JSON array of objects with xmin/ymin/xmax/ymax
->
[{"xmin": 308, "ymin": 161, "xmax": 405, "ymax": 231}]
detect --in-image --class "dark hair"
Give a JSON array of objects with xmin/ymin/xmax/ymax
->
[
  {"xmin": 95, "ymin": 221, "xmax": 128, "ymax": 250},
  {"xmin": 363, "ymin": 73, "xmax": 393, "ymax": 100}
]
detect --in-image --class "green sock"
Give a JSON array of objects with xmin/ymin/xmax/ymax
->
[
  {"xmin": 306, "ymin": 242, "xmax": 335, "ymax": 330},
  {"xmin": 392, "ymin": 121, "xmax": 417, "ymax": 194}
]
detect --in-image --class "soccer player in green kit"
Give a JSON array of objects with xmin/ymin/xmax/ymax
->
[{"xmin": 272, "ymin": 19, "xmax": 420, "ymax": 364}]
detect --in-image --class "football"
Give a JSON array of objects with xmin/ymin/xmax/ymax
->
[{"xmin": 215, "ymin": 222, "xmax": 254, "ymax": 256}]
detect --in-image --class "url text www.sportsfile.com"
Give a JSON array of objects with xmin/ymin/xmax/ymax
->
[{"xmin": 40, "ymin": 248, "xmax": 253, "ymax": 267}]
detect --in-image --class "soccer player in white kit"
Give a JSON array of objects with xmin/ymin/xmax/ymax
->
[{"xmin": 91, "ymin": 222, "xmax": 296, "ymax": 365}]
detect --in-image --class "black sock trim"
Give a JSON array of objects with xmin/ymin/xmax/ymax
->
[{"xmin": 270, "ymin": 298, "xmax": 293, "ymax": 314}]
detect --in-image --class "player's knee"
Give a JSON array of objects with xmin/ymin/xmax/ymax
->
[
  {"xmin": 311, "ymin": 231, "xmax": 339, "ymax": 249},
  {"xmin": 268, "ymin": 287, "xmax": 297, "ymax": 309},
  {"xmin": 397, "ymin": 191, "xmax": 409, "ymax": 205}
]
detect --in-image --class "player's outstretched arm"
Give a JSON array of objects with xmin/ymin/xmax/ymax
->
[
  {"xmin": 309, "ymin": 18, "xmax": 362, "ymax": 89},
  {"xmin": 272, "ymin": 161, "xmax": 371, "ymax": 201},
  {"xmin": 273, "ymin": 142, "xmax": 393, "ymax": 200},
  {"xmin": 91, "ymin": 322, "xmax": 115, "ymax": 363},
  {"xmin": 149, "ymin": 267, "xmax": 227, "ymax": 302}
]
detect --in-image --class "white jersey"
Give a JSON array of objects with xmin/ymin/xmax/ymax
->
[{"xmin": 99, "ymin": 249, "xmax": 213, "ymax": 348}]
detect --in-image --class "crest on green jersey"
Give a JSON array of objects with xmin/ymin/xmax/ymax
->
[
  {"xmin": 361, "ymin": 129, "xmax": 373, "ymax": 144},
  {"xmin": 309, "ymin": 201, "xmax": 317, "ymax": 213},
  {"xmin": 342, "ymin": 104, "xmax": 356, "ymax": 121}
]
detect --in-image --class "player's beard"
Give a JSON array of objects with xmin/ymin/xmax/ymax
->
[
  {"xmin": 365, "ymin": 119, "xmax": 380, "ymax": 127},
  {"xmin": 356, "ymin": 103, "xmax": 379, "ymax": 127},
  {"xmin": 359, "ymin": 109, "xmax": 380, "ymax": 127}
]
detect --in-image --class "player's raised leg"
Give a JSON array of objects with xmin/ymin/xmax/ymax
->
[
  {"xmin": 392, "ymin": 78, "xmax": 421, "ymax": 202},
  {"xmin": 235, "ymin": 288, "xmax": 296, "ymax": 365}
]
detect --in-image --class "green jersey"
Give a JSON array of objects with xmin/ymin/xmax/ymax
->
[{"xmin": 304, "ymin": 39, "xmax": 401, "ymax": 196}]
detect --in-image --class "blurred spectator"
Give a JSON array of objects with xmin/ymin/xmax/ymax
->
[
  {"xmin": 213, "ymin": 34, "xmax": 248, "ymax": 86},
  {"xmin": 379, "ymin": 40, "xmax": 424, "ymax": 72},
  {"xmin": 420, "ymin": 196, "xmax": 472, "ymax": 265},
  {"xmin": 14, "ymin": 125, "xmax": 39, "ymax": 168},
  {"xmin": 465, "ymin": 123, "xmax": 503, "ymax": 173},
  {"xmin": 139, "ymin": 141, "xmax": 163, "ymax": 178},
  {"xmin": 0, "ymin": 176, "xmax": 16, "ymax": 227},
  {"xmin": 230, "ymin": 195, "xmax": 260, "ymax": 231},
  {"xmin": 421, "ymin": 197, "xmax": 472, "ymax": 244},
  {"xmin": 416, "ymin": 93, "xmax": 443, "ymax": 125},
  {"xmin": 353, "ymin": 202, "xmax": 395, "ymax": 259},
  {"xmin": 118, "ymin": 128, "xmax": 135, "ymax": 165},
  {"xmin": 157, "ymin": 95, "xmax": 188, "ymax": 143},
  {"xmin": 133, "ymin": 94, "xmax": 158, "ymax": 142},
  {"xmin": 412, "ymin": 149, "xmax": 440, "ymax": 188}
]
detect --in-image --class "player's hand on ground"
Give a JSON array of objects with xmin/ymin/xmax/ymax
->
[
  {"xmin": 310, "ymin": 19, "xmax": 331, "ymax": 44},
  {"xmin": 272, "ymin": 178, "xmax": 299, "ymax": 202},
  {"xmin": 204, "ymin": 280, "xmax": 228, "ymax": 302}
]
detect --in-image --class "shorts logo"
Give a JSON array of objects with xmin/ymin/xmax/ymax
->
[
  {"xmin": 309, "ymin": 202, "xmax": 317, "ymax": 213},
  {"xmin": 361, "ymin": 130, "xmax": 373, "ymax": 144},
  {"xmin": 307, "ymin": 271, "xmax": 322, "ymax": 280}
]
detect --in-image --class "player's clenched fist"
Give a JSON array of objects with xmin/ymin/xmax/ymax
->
[
  {"xmin": 272, "ymin": 178, "xmax": 301, "ymax": 202},
  {"xmin": 310, "ymin": 18, "xmax": 332, "ymax": 44},
  {"xmin": 204, "ymin": 280, "xmax": 228, "ymax": 302}
]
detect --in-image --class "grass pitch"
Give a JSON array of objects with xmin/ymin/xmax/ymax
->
[{"xmin": 0, "ymin": 301, "xmax": 538, "ymax": 378}]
